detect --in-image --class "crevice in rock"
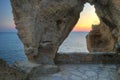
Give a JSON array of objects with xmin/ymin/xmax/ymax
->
[
  {"xmin": 101, "ymin": 17, "xmax": 117, "ymax": 31},
  {"xmin": 56, "ymin": 19, "xmax": 62, "ymax": 31}
]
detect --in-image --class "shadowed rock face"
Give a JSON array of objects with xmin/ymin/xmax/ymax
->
[{"xmin": 10, "ymin": 0, "xmax": 120, "ymax": 64}]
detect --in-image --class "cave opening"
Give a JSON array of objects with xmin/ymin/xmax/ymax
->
[{"xmin": 58, "ymin": 3, "xmax": 100, "ymax": 53}]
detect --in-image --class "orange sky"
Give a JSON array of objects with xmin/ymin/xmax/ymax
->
[
  {"xmin": 0, "ymin": 2, "xmax": 100, "ymax": 32},
  {"xmin": 72, "ymin": 3, "xmax": 100, "ymax": 32}
]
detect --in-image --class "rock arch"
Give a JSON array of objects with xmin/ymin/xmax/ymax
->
[{"xmin": 10, "ymin": 0, "xmax": 120, "ymax": 64}]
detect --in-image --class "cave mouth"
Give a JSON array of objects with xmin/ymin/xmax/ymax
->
[{"xmin": 58, "ymin": 3, "xmax": 101, "ymax": 53}]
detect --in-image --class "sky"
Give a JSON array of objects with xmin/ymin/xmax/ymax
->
[
  {"xmin": 73, "ymin": 3, "xmax": 100, "ymax": 32},
  {"xmin": 0, "ymin": 0, "xmax": 16, "ymax": 32},
  {"xmin": 0, "ymin": 0, "xmax": 100, "ymax": 32}
]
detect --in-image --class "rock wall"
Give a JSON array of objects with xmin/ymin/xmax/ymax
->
[
  {"xmin": 10, "ymin": 0, "xmax": 120, "ymax": 64},
  {"xmin": 0, "ymin": 59, "xmax": 26, "ymax": 80},
  {"xmin": 10, "ymin": 0, "xmax": 85, "ymax": 64},
  {"xmin": 55, "ymin": 52, "xmax": 119, "ymax": 64},
  {"xmin": 86, "ymin": 22, "xmax": 115, "ymax": 52},
  {"xmin": 0, "ymin": 0, "xmax": 119, "ymax": 79},
  {"xmin": 86, "ymin": 0, "xmax": 120, "ymax": 52}
]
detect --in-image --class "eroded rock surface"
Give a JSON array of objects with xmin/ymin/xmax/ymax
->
[
  {"xmin": 0, "ymin": 59, "xmax": 26, "ymax": 80},
  {"xmin": 10, "ymin": 0, "xmax": 120, "ymax": 64},
  {"xmin": 28, "ymin": 64, "xmax": 118, "ymax": 80},
  {"xmin": 86, "ymin": 0, "xmax": 120, "ymax": 52},
  {"xmin": 11, "ymin": 0, "xmax": 85, "ymax": 64},
  {"xmin": 86, "ymin": 22, "xmax": 115, "ymax": 52}
]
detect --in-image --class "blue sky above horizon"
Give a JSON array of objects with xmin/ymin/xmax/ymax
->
[
  {"xmin": 0, "ymin": 0, "xmax": 99, "ymax": 32},
  {"xmin": 0, "ymin": 0, "xmax": 16, "ymax": 32}
]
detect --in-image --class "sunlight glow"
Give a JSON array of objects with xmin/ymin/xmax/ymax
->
[
  {"xmin": 0, "ymin": 1, "xmax": 100, "ymax": 32},
  {"xmin": 73, "ymin": 3, "xmax": 100, "ymax": 32}
]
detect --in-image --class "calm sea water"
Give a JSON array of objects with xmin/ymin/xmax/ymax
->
[
  {"xmin": 0, "ymin": 32, "xmax": 88, "ymax": 64},
  {"xmin": 0, "ymin": 32, "xmax": 27, "ymax": 64},
  {"xmin": 58, "ymin": 32, "xmax": 88, "ymax": 53}
]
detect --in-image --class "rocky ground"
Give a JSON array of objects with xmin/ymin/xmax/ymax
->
[
  {"xmin": 0, "ymin": 58, "xmax": 120, "ymax": 80},
  {"xmin": 30, "ymin": 64, "xmax": 119, "ymax": 80}
]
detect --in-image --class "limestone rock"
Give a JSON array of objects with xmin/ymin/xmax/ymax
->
[
  {"xmin": 12, "ymin": 61, "xmax": 40, "ymax": 73},
  {"xmin": 12, "ymin": 61, "xmax": 59, "ymax": 75},
  {"xmin": 0, "ymin": 59, "xmax": 26, "ymax": 80},
  {"xmin": 86, "ymin": 0, "xmax": 120, "ymax": 52},
  {"xmin": 86, "ymin": 22, "xmax": 115, "ymax": 52},
  {"xmin": 93, "ymin": 0, "xmax": 120, "ymax": 40},
  {"xmin": 10, "ymin": 0, "xmax": 120, "ymax": 63},
  {"xmin": 32, "ymin": 64, "xmax": 59, "ymax": 74},
  {"xmin": 10, "ymin": 0, "xmax": 85, "ymax": 64},
  {"xmin": 3, "ymin": 0, "xmax": 120, "ymax": 79},
  {"xmin": 27, "ymin": 65, "xmax": 59, "ymax": 79}
]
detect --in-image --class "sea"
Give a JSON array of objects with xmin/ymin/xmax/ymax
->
[
  {"xmin": 0, "ymin": 32, "xmax": 88, "ymax": 64},
  {"xmin": 58, "ymin": 32, "xmax": 88, "ymax": 53}
]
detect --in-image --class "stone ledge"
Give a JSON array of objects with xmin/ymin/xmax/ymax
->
[
  {"xmin": 55, "ymin": 52, "xmax": 120, "ymax": 64},
  {"xmin": 0, "ymin": 59, "xmax": 60, "ymax": 80}
]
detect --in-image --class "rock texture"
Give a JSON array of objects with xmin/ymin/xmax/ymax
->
[
  {"xmin": 29, "ymin": 64, "xmax": 118, "ymax": 80},
  {"xmin": 10, "ymin": 0, "xmax": 120, "ymax": 64},
  {"xmin": 0, "ymin": 59, "xmax": 60, "ymax": 80},
  {"xmin": 0, "ymin": 0, "xmax": 119, "ymax": 79},
  {"xmin": 86, "ymin": 0, "xmax": 120, "ymax": 52},
  {"xmin": 11, "ymin": 0, "xmax": 85, "ymax": 64},
  {"xmin": 86, "ymin": 22, "xmax": 115, "ymax": 52},
  {"xmin": 0, "ymin": 59, "xmax": 26, "ymax": 80},
  {"xmin": 55, "ymin": 52, "xmax": 120, "ymax": 64}
]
